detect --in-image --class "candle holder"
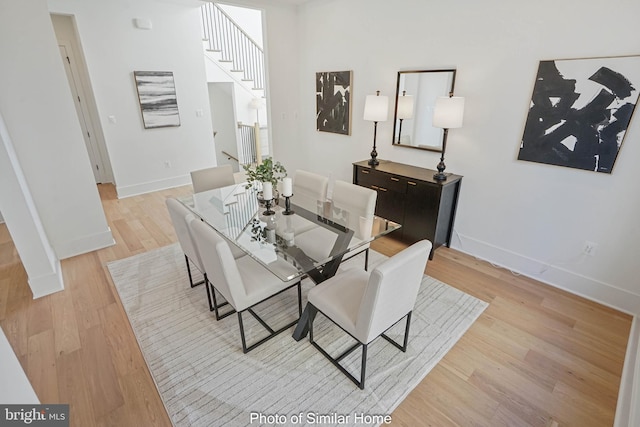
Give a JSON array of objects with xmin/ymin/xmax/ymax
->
[
  {"xmin": 262, "ymin": 198, "xmax": 275, "ymax": 216},
  {"xmin": 283, "ymin": 194, "xmax": 294, "ymax": 215}
]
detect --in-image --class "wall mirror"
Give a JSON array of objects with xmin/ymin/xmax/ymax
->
[{"xmin": 392, "ymin": 69, "xmax": 457, "ymax": 152}]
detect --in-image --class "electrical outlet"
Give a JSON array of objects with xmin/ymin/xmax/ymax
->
[{"xmin": 583, "ymin": 241, "xmax": 598, "ymax": 256}]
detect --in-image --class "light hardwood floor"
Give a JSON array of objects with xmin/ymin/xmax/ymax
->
[{"xmin": 0, "ymin": 183, "xmax": 632, "ymax": 426}]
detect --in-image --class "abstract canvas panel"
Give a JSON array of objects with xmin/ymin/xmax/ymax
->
[
  {"xmin": 134, "ymin": 71, "xmax": 181, "ymax": 129},
  {"xmin": 316, "ymin": 71, "xmax": 352, "ymax": 135},
  {"xmin": 518, "ymin": 56, "xmax": 640, "ymax": 173}
]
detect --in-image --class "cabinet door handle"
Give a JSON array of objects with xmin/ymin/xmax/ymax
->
[
  {"xmin": 361, "ymin": 170, "xmax": 369, "ymax": 174},
  {"xmin": 390, "ymin": 177, "xmax": 400, "ymax": 182},
  {"xmin": 378, "ymin": 187, "xmax": 388, "ymax": 192},
  {"xmin": 371, "ymin": 185, "xmax": 379, "ymax": 190},
  {"xmin": 408, "ymin": 181, "xmax": 417, "ymax": 186}
]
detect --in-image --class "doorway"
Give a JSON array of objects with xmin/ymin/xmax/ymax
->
[{"xmin": 51, "ymin": 14, "xmax": 113, "ymax": 184}]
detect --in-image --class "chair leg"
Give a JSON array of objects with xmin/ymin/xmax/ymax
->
[
  {"xmin": 237, "ymin": 311, "xmax": 248, "ymax": 353},
  {"xmin": 381, "ymin": 311, "xmax": 412, "ymax": 352},
  {"xmin": 185, "ymin": 255, "xmax": 205, "ymax": 288},
  {"xmin": 364, "ymin": 248, "xmax": 369, "ymax": 271},
  {"xmin": 308, "ymin": 305, "xmax": 368, "ymax": 389},
  {"xmin": 211, "ymin": 286, "xmax": 235, "ymax": 320},
  {"xmin": 359, "ymin": 344, "xmax": 368, "ymax": 390},
  {"xmin": 309, "ymin": 309, "xmax": 413, "ymax": 389},
  {"xmin": 401, "ymin": 311, "xmax": 412, "ymax": 351},
  {"xmin": 236, "ymin": 282, "xmax": 302, "ymax": 353},
  {"xmin": 204, "ymin": 274, "xmax": 214, "ymax": 311}
]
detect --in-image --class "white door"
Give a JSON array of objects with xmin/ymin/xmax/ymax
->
[{"xmin": 58, "ymin": 44, "xmax": 105, "ymax": 183}]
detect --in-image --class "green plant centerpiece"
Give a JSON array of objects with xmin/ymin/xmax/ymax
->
[
  {"xmin": 243, "ymin": 158, "xmax": 287, "ymax": 205},
  {"xmin": 243, "ymin": 157, "xmax": 287, "ymax": 189}
]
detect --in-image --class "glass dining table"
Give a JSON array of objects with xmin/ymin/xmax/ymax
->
[{"xmin": 178, "ymin": 182, "xmax": 401, "ymax": 340}]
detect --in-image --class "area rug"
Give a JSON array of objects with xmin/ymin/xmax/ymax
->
[{"xmin": 107, "ymin": 243, "xmax": 487, "ymax": 427}]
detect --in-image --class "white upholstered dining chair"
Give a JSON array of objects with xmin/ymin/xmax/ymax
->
[
  {"xmin": 293, "ymin": 180, "xmax": 377, "ymax": 270},
  {"xmin": 292, "ymin": 169, "xmax": 329, "ymax": 213},
  {"xmin": 306, "ymin": 239, "xmax": 432, "ymax": 389},
  {"xmin": 331, "ymin": 180, "xmax": 377, "ymax": 270},
  {"xmin": 189, "ymin": 217, "xmax": 303, "ymax": 353},
  {"xmin": 166, "ymin": 198, "xmax": 206, "ymax": 289},
  {"xmin": 166, "ymin": 197, "xmax": 244, "ymax": 314},
  {"xmin": 166, "ymin": 198, "xmax": 214, "ymax": 312},
  {"xmin": 190, "ymin": 164, "xmax": 235, "ymax": 193}
]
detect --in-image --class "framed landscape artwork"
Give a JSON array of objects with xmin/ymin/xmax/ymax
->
[
  {"xmin": 316, "ymin": 71, "xmax": 352, "ymax": 135},
  {"xmin": 134, "ymin": 71, "xmax": 181, "ymax": 129},
  {"xmin": 518, "ymin": 56, "xmax": 640, "ymax": 173}
]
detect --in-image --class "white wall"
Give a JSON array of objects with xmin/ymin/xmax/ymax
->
[
  {"xmin": 208, "ymin": 82, "xmax": 239, "ymax": 170},
  {"xmin": 290, "ymin": 0, "xmax": 640, "ymax": 315},
  {"xmin": 48, "ymin": 0, "xmax": 218, "ymax": 198},
  {"xmin": 0, "ymin": 112, "xmax": 64, "ymax": 298},
  {"xmin": 0, "ymin": 0, "xmax": 113, "ymax": 260}
]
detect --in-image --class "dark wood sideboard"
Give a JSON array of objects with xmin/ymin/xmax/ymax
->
[{"xmin": 353, "ymin": 160, "xmax": 462, "ymax": 258}]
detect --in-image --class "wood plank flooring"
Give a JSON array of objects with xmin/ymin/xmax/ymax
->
[{"xmin": 0, "ymin": 183, "xmax": 632, "ymax": 426}]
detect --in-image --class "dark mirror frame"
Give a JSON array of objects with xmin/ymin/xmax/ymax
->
[{"xmin": 392, "ymin": 69, "xmax": 457, "ymax": 153}]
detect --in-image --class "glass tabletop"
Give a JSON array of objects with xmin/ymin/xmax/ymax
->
[{"xmin": 178, "ymin": 183, "xmax": 401, "ymax": 282}]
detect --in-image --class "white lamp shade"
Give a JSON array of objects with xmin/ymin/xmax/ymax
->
[
  {"xmin": 363, "ymin": 93, "xmax": 389, "ymax": 122},
  {"xmin": 396, "ymin": 95, "xmax": 414, "ymax": 120},
  {"xmin": 249, "ymin": 98, "xmax": 262, "ymax": 110},
  {"xmin": 433, "ymin": 96, "xmax": 465, "ymax": 129}
]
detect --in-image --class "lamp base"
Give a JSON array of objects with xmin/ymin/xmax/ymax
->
[
  {"xmin": 368, "ymin": 158, "xmax": 379, "ymax": 166},
  {"xmin": 433, "ymin": 172, "xmax": 448, "ymax": 181},
  {"xmin": 434, "ymin": 157, "xmax": 447, "ymax": 181}
]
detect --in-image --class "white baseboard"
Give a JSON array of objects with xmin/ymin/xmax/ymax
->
[
  {"xmin": 615, "ymin": 317, "xmax": 639, "ymax": 427},
  {"xmin": 28, "ymin": 259, "xmax": 64, "ymax": 299},
  {"xmin": 453, "ymin": 233, "xmax": 640, "ymax": 316},
  {"xmin": 116, "ymin": 174, "xmax": 191, "ymax": 199},
  {"xmin": 54, "ymin": 228, "xmax": 115, "ymax": 260}
]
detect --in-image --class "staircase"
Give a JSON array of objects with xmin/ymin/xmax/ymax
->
[
  {"xmin": 200, "ymin": 2, "xmax": 268, "ymax": 167},
  {"xmin": 200, "ymin": 3, "xmax": 265, "ymax": 93}
]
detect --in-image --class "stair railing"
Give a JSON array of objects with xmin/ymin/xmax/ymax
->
[
  {"xmin": 237, "ymin": 122, "xmax": 261, "ymax": 166},
  {"xmin": 201, "ymin": 2, "xmax": 265, "ymax": 91}
]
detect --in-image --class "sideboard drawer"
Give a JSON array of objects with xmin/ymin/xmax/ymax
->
[
  {"xmin": 355, "ymin": 166, "xmax": 406, "ymax": 193},
  {"xmin": 375, "ymin": 172, "xmax": 407, "ymax": 193},
  {"xmin": 355, "ymin": 166, "xmax": 376, "ymax": 187}
]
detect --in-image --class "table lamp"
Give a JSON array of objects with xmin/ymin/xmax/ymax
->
[
  {"xmin": 432, "ymin": 95, "xmax": 464, "ymax": 181},
  {"xmin": 363, "ymin": 90, "xmax": 389, "ymax": 166}
]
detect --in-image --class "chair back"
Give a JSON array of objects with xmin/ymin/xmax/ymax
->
[
  {"xmin": 233, "ymin": 170, "xmax": 248, "ymax": 184},
  {"xmin": 191, "ymin": 164, "xmax": 235, "ymax": 193},
  {"xmin": 188, "ymin": 218, "xmax": 247, "ymax": 309},
  {"xmin": 331, "ymin": 180, "xmax": 377, "ymax": 239},
  {"xmin": 355, "ymin": 240, "xmax": 432, "ymax": 343},
  {"xmin": 293, "ymin": 170, "xmax": 328, "ymax": 213},
  {"xmin": 166, "ymin": 198, "xmax": 203, "ymax": 271}
]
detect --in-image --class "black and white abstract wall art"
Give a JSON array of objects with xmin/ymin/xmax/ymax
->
[
  {"xmin": 518, "ymin": 56, "xmax": 640, "ymax": 173},
  {"xmin": 316, "ymin": 71, "xmax": 352, "ymax": 135},
  {"xmin": 134, "ymin": 71, "xmax": 180, "ymax": 129}
]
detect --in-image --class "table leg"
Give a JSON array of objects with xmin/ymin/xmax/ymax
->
[{"xmin": 292, "ymin": 303, "xmax": 317, "ymax": 341}]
